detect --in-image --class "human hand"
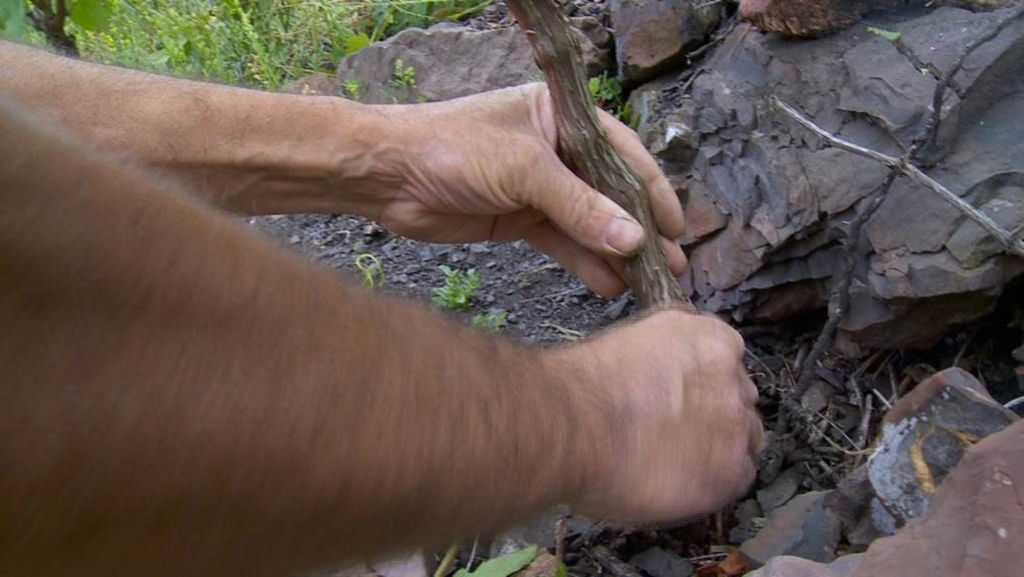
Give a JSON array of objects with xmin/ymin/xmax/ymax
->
[
  {"xmin": 555, "ymin": 310, "xmax": 762, "ymax": 523},
  {"xmin": 379, "ymin": 83, "xmax": 687, "ymax": 298}
]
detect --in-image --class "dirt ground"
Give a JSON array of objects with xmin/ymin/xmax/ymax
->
[{"xmin": 252, "ymin": 213, "xmax": 633, "ymax": 344}]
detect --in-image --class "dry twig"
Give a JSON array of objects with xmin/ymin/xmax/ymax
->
[
  {"xmin": 772, "ymin": 97, "xmax": 1024, "ymax": 258},
  {"xmin": 587, "ymin": 546, "xmax": 644, "ymax": 577}
]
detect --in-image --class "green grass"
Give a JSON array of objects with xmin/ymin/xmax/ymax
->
[{"xmin": 6, "ymin": 0, "xmax": 492, "ymax": 90}]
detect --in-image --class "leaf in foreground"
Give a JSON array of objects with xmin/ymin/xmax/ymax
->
[{"xmin": 453, "ymin": 545, "xmax": 540, "ymax": 577}]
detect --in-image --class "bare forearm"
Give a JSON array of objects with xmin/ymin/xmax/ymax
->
[
  {"xmin": 0, "ymin": 40, "xmax": 401, "ymax": 215},
  {"xmin": 0, "ymin": 99, "xmax": 601, "ymax": 576}
]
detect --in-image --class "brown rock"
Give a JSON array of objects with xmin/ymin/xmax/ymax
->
[
  {"xmin": 867, "ymin": 368, "xmax": 1019, "ymax": 521},
  {"xmin": 854, "ymin": 419, "xmax": 1024, "ymax": 577},
  {"xmin": 738, "ymin": 0, "xmax": 881, "ymax": 37},
  {"xmin": 678, "ymin": 178, "xmax": 728, "ymax": 245},
  {"xmin": 746, "ymin": 554, "xmax": 864, "ymax": 577},
  {"xmin": 609, "ymin": 0, "xmax": 724, "ymax": 84},
  {"xmin": 739, "ymin": 0, "xmax": 1015, "ymax": 37},
  {"xmin": 751, "ymin": 420, "xmax": 1024, "ymax": 575}
]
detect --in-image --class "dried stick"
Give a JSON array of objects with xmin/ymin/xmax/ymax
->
[
  {"xmin": 791, "ymin": 175, "xmax": 894, "ymax": 400},
  {"xmin": 854, "ymin": 394, "xmax": 874, "ymax": 451},
  {"xmin": 506, "ymin": 0, "xmax": 691, "ymax": 309},
  {"xmin": 772, "ymin": 97, "xmax": 1024, "ymax": 258},
  {"xmin": 588, "ymin": 545, "xmax": 644, "ymax": 577}
]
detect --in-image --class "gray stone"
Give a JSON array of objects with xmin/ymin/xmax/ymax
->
[
  {"xmin": 371, "ymin": 551, "xmax": 428, "ymax": 577},
  {"xmin": 647, "ymin": 6, "xmax": 1024, "ymax": 347},
  {"xmin": 757, "ymin": 466, "xmax": 803, "ymax": 514},
  {"xmin": 628, "ymin": 547, "xmax": 694, "ymax": 577},
  {"xmin": 490, "ymin": 505, "xmax": 595, "ymax": 557},
  {"xmin": 740, "ymin": 491, "xmax": 842, "ymax": 565},
  {"xmin": 338, "ymin": 25, "xmax": 538, "ymax": 104},
  {"xmin": 729, "ymin": 498, "xmax": 765, "ymax": 543},
  {"xmin": 946, "ymin": 185, "xmax": 1024, "ymax": 268},
  {"xmin": 570, "ymin": 16, "xmax": 615, "ymax": 76},
  {"xmin": 336, "ymin": 23, "xmax": 609, "ymax": 104}
]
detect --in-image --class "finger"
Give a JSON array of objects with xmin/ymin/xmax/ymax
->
[
  {"xmin": 524, "ymin": 223, "xmax": 627, "ymax": 298},
  {"xmin": 519, "ymin": 156, "xmax": 647, "ymax": 259},
  {"xmin": 749, "ymin": 410, "xmax": 766, "ymax": 456},
  {"xmin": 599, "ymin": 235, "xmax": 686, "ymax": 283},
  {"xmin": 739, "ymin": 372, "xmax": 759, "ymax": 407},
  {"xmin": 659, "ymin": 235, "xmax": 688, "ymax": 275},
  {"xmin": 597, "ymin": 108, "xmax": 686, "ymax": 238}
]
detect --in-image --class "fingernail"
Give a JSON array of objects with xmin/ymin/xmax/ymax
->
[{"xmin": 604, "ymin": 216, "xmax": 644, "ymax": 255}]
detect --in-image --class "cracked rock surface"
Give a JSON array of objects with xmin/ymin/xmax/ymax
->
[{"xmin": 635, "ymin": 5, "xmax": 1024, "ymax": 348}]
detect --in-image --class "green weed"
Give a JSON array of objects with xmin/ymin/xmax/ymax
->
[
  {"xmin": 471, "ymin": 309, "xmax": 507, "ymax": 332},
  {"xmin": 588, "ymin": 71, "xmax": 636, "ymax": 126},
  {"xmin": 342, "ymin": 78, "xmax": 364, "ymax": 100},
  {"xmin": 387, "ymin": 57, "xmax": 419, "ymax": 102},
  {"xmin": 432, "ymin": 265, "xmax": 480, "ymax": 310}
]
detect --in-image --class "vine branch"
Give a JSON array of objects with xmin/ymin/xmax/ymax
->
[{"xmin": 506, "ymin": 0, "xmax": 691, "ymax": 309}]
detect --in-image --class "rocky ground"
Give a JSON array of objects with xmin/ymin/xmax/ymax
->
[{"xmin": 277, "ymin": 0, "xmax": 1024, "ymax": 575}]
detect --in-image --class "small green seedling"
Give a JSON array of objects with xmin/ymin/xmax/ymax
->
[
  {"xmin": 388, "ymin": 58, "xmax": 418, "ymax": 102},
  {"xmin": 355, "ymin": 253, "xmax": 385, "ymax": 288},
  {"xmin": 588, "ymin": 71, "xmax": 622, "ymax": 107},
  {"xmin": 342, "ymin": 78, "xmax": 363, "ymax": 100},
  {"xmin": 867, "ymin": 26, "xmax": 901, "ymax": 42},
  {"xmin": 471, "ymin": 309, "xmax": 507, "ymax": 332},
  {"xmin": 432, "ymin": 265, "xmax": 480, "ymax": 310},
  {"xmin": 588, "ymin": 71, "xmax": 636, "ymax": 125}
]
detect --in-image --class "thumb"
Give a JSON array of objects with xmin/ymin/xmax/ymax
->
[{"xmin": 523, "ymin": 159, "xmax": 646, "ymax": 257}]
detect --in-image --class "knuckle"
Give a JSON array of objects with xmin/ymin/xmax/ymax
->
[{"xmin": 700, "ymin": 336, "xmax": 742, "ymax": 371}]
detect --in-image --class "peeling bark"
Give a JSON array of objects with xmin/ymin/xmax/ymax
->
[{"xmin": 506, "ymin": 0, "xmax": 690, "ymax": 309}]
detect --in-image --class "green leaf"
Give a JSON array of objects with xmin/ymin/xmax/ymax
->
[
  {"xmin": 0, "ymin": 0, "xmax": 29, "ymax": 39},
  {"xmin": 554, "ymin": 562, "xmax": 568, "ymax": 577},
  {"xmin": 344, "ymin": 33, "xmax": 370, "ymax": 56},
  {"xmin": 454, "ymin": 545, "xmax": 540, "ymax": 577},
  {"xmin": 69, "ymin": 0, "xmax": 111, "ymax": 32},
  {"xmin": 867, "ymin": 26, "xmax": 901, "ymax": 42}
]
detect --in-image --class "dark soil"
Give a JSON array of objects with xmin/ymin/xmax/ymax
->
[{"xmin": 252, "ymin": 213, "xmax": 635, "ymax": 344}]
